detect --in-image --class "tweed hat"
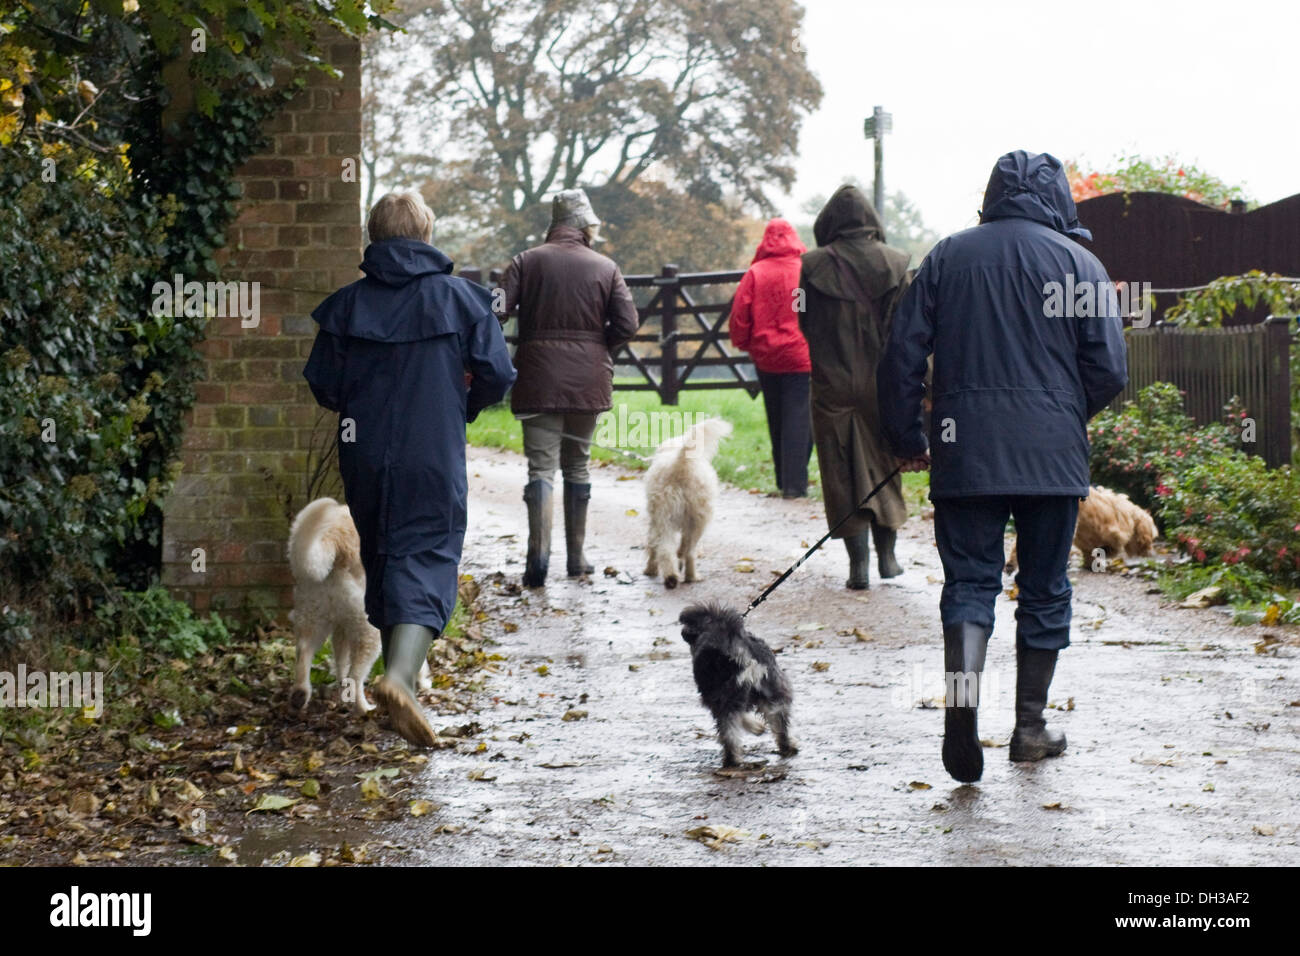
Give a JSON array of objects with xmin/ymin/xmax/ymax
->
[{"xmin": 550, "ymin": 188, "xmax": 601, "ymax": 230}]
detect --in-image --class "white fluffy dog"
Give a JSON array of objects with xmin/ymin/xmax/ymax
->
[
  {"xmin": 287, "ymin": 498, "xmax": 433, "ymax": 716},
  {"xmin": 643, "ymin": 417, "xmax": 733, "ymax": 588},
  {"xmin": 287, "ymin": 498, "xmax": 381, "ymax": 715}
]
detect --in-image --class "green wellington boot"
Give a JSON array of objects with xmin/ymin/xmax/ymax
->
[
  {"xmin": 522, "ymin": 479, "xmax": 553, "ymax": 587},
  {"xmin": 563, "ymin": 482, "xmax": 595, "ymax": 576},
  {"xmin": 844, "ymin": 531, "xmax": 871, "ymax": 589},
  {"xmin": 872, "ymin": 518, "xmax": 904, "ymax": 578},
  {"xmin": 374, "ymin": 623, "xmax": 438, "ymax": 747}
]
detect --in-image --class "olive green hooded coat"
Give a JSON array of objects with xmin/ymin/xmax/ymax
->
[{"xmin": 799, "ymin": 185, "xmax": 913, "ymax": 537}]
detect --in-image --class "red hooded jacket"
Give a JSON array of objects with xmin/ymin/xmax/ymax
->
[{"xmin": 728, "ymin": 218, "xmax": 810, "ymax": 373}]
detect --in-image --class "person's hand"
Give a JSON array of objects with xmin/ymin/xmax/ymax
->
[{"xmin": 896, "ymin": 453, "xmax": 930, "ymax": 473}]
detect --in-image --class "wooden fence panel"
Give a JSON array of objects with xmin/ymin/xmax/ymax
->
[{"xmin": 1112, "ymin": 317, "xmax": 1293, "ymax": 466}]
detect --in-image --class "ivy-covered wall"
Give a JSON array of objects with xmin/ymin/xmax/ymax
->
[{"xmin": 161, "ymin": 37, "xmax": 360, "ymax": 619}]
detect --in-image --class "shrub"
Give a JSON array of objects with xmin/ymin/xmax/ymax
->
[
  {"xmin": 94, "ymin": 586, "xmax": 231, "ymax": 660},
  {"xmin": 1087, "ymin": 382, "xmax": 1238, "ymax": 515},
  {"xmin": 1156, "ymin": 454, "xmax": 1300, "ymax": 589}
]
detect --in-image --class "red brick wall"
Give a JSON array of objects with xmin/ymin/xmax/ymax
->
[{"xmin": 161, "ymin": 37, "xmax": 361, "ymax": 620}]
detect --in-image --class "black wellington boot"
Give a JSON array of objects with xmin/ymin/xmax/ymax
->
[
  {"xmin": 1009, "ymin": 645, "xmax": 1068, "ymax": 762},
  {"xmin": 844, "ymin": 531, "xmax": 871, "ymax": 589},
  {"xmin": 373, "ymin": 623, "xmax": 437, "ymax": 747},
  {"xmin": 942, "ymin": 621, "xmax": 991, "ymax": 783},
  {"xmin": 563, "ymin": 482, "xmax": 595, "ymax": 576},
  {"xmin": 522, "ymin": 479, "xmax": 553, "ymax": 587},
  {"xmin": 872, "ymin": 519, "xmax": 904, "ymax": 579}
]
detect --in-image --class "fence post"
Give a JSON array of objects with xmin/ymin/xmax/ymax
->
[
  {"xmin": 659, "ymin": 264, "xmax": 679, "ymax": 406},
  {"xmin": 1264, "ymin": 315, "xmax": 1293, "ymax": 467}
]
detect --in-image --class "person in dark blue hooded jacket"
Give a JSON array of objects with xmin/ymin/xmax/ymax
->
[
  {"xmin": 305, "ymin": 192, "xmax": 516, "ymax": 746},
  {"xmin": 878, "ymin": 151, "xmax": 1127, "ymax": 783}
]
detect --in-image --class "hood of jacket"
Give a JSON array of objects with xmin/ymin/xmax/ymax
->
[
  {"xmin": 751, "ymin": 218, "xmax": 807, "ymax": 263},
  {"xmin": 979, "ymin": 150, "xmax": 1092, "ymax": 240},
  {"xmin": 803, "ymin": 185, "xmax": 909, "ymax": 303},
  {"xmin": 813, "ymin": 184, "xmax": 886, "ymax": 247},
  {"xmin": 360, "ymin": 237, "xmax": 455, "ymax": 287}
]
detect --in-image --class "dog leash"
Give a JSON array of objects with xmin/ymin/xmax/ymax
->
[{"xmin": 742, "ymin": 465, "xmax": 904, "ymax": 619}]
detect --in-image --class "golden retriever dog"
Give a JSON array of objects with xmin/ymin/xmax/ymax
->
[
  {"xmin": 1005, "ymin": 485, "xmax": 1156, "ymax": 573},
  {"xmin": 643, "ymin": 417, "xmax": 733, "ymax": 588},
  {"xmin": 287, "ymin": 498, "xmax": 431, "ymax": 715}
]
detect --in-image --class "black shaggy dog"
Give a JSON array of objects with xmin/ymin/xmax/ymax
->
[{"xmin": 679, "ymin": 602, "xmax": 797, "ymax": 767}]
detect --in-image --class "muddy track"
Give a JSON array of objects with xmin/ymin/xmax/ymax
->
[{"xmin": 377, "ymin": 447, "xmax": 1299, "ymax": 865}]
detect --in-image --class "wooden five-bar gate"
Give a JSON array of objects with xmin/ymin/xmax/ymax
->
[{"xmin": 461, "ymin": 264, "xmax": 756, "ymax": 404}]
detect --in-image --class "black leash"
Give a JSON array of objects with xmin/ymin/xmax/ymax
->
[{"xmin": 742, "ymin": 465, "xmax": 903, "ymax": 618}]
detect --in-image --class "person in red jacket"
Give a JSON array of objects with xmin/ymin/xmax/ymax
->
[{"xmin": 729, "ymin": 218, "xmax": 813, "ymax": 497}]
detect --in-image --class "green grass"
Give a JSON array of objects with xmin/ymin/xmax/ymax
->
[{"xmin": 467, "ymin": 387, "xmax": 930, "ymax": 512}]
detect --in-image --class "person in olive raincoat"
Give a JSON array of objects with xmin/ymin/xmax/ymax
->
[
  {"xmin": 799, "ymin": 185, "xmax": 913, "ymax": 589},
  {"xmin": 878, "ymin": 151, "xmax": 1127, "ymax": 783},
  {"xmin": 305, "ymin": 191, "xmax": 516, "ymax": 746}
]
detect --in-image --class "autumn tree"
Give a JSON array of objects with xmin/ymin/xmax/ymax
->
[{"xmin": 365, "ymin": 0, "xmax": 822, "ymax": 268}]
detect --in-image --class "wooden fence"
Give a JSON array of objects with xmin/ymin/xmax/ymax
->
[
  {"xmin": 1112, "ymin": 317, "xmax": 1294, "ymax": 466},
  {"xmin": 462, "ymin": 264, "xmax": 756, "ymax": 404}
]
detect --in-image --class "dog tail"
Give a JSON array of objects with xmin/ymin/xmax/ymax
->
[
  {"xmin": 288, "ymin": 497, "xmax": 360, "ymax": 583},
  {"xmin": 677, "ymin": 416, "xmax": 733, "ymax": 462}
]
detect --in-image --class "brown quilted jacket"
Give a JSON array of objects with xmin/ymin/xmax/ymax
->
[{"xmin": 501, "ymin": 226, "xmax": 640, "ymax": 414}]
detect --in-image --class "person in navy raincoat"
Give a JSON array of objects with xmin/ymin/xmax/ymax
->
[
  {"xmin": 305, "ymin": 192, "xmax": 516, "ymax": 746},
  {"xmin": 878, "ymin": 151, "xmax": 1127, "ymax": 783}
]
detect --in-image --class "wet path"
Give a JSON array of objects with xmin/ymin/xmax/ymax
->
[{"xmin": 387, "ymin": 448, "xmax": 1300, "ymax": 865}]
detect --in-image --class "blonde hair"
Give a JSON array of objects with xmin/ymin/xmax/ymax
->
[{"xmin": 366, "ymin": 191, "xmax": 435, "ymax": 243}]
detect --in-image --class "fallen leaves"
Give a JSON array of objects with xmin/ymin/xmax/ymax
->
[
  {"xmin": 248, "ymin": 793, "xmax": 299, "ymax": 814},
  {"xmin": 561, "ymin": 708, "xmax": 588, "ymax": 721},
  {"xmin": 1180, "ymin": 586, "xmax": 1226, "ymax": 609},
  {"xmin": 684, "ymin": 824, "xmax": 748, "ymax": 850}
]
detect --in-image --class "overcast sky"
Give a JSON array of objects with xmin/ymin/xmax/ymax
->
[{"xmin": 783, "ymin": 0, "xmax": 1298, "ymax": 236}]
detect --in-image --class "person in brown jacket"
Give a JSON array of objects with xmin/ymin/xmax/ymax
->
[{"xmin": 501, "ymin": 189, "xmax": 640, "ymax": 586}]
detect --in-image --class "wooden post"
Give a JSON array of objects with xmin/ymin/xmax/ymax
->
[
  {"xmin": 659, "ymin": 264, "xmax": 679, "ymax": 406},
  {"xmin": 1264, "ymin": 315, "xmax": 1293, "ymax": 467}
]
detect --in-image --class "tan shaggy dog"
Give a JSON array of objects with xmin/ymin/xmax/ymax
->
[
  {"xmin": 643, "ymin": 417, "xmax": 734, "ymax": 588},
  {"xmin": 287, "ymin": 498, "xmax": 431, "ymax": 716},
  {"xmin": 1005, "ymin": 485, "xmax": 1156, "ymax": 573}
]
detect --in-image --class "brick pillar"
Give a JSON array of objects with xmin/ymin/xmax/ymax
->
[{"xmin": 161, "ymin": 36, "xmax": 362, "ymax": 621}]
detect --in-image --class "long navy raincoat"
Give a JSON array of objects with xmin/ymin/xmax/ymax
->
[
  {"xmin": 305, "ymin": 238, "xmax": 516, "ymax": 631},
  {"xmin": 878, "ymin": 151, "xmax": 1128, "ymax": 499}
]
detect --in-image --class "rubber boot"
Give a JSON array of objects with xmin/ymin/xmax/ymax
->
[
  {"xmin": 522, "ymin": 479, "xmax": 552, "ymax": 587},
  {"xmin": 942, "ymin": 621, "xmax": 991, "ymax": 783},
  {"xmin": 373, "ymin": 623, "xmax": 437, "ymax": 747},
  {"xmin": 563, "ymin": 482, "xmax": 595, "ymax": 576},
  {"xmin": 872, "ymin": 519, "xmax": 904, "ymax": 578},
  {"xmin": 844, "ymin": 531, "xmax": 871, "ymax": 589},
  {"xmin": 1009, "ymin": 645, "xmax": 1068, "ymax": 762}
]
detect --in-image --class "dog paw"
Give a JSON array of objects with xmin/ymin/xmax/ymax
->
[
  {"xmin": 289, "ymin": 686, "xmax": 310, "ymax": 711},
  {"xmin": 778, "ymin": 739, "xmax": 800, "ymax": 758},
  {"xmin": 663, "ymin": 574, "xmax": 678, "ymax": 589}
]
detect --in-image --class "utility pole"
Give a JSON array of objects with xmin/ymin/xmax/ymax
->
[{"xmin": 862, "ymin": 105, "xmax": 892, "ymax": 217}]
